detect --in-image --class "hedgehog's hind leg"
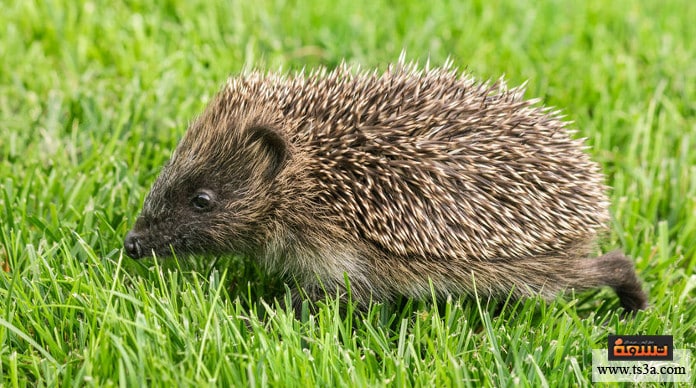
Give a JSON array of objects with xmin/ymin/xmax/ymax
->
[{"xmin": 575, "ymin": 250, "xmax": 648, "ymax": 312}]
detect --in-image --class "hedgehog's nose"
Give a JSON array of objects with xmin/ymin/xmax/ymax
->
[{"xmin": 124, "ymin": 231, "xmax": 143, "ymax": 259}]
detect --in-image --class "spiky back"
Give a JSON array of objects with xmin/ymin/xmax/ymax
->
[{"xmin": 209, "ymin": 62, "xmax": 610, "ymax": 262}]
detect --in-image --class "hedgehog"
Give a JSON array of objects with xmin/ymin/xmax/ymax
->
[{"xmin": 124, "ymin": 60, "xmax": 647, "ymax": 313}]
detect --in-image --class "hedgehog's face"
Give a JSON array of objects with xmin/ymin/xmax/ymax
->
[{"xmin": 124, "ymin": 120, "xmax": 289, "ymax": 260}]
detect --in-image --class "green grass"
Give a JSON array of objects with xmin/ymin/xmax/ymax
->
[{"xmin": 1, "ymin": 0, "xmax": 695, "ymax": 386}]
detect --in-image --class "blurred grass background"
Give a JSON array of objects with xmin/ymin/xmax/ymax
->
[{"xmin": 1, "ymin": 0, "xmax": 694, "ymax": 386}]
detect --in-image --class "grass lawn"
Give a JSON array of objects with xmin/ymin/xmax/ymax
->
[{"xmin": 1, "ymin": 0, "xmax": 695, "ymax": 386}]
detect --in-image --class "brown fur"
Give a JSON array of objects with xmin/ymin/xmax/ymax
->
[{"xmin": 125, "ymin": 60, "xmax": 647, "ymax": 312}]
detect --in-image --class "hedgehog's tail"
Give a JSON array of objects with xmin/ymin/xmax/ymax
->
[{"xmin": 572, "ymin": 250, "xmax": 648, "ymax": 312}]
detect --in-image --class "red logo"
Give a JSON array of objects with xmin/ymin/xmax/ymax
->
[{"xmin": 608, "ymin": 335, "xmax": 673, "ymax": 361}]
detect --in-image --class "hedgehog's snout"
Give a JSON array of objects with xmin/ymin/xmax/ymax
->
[{"xmin": 124, "ymin": 230, "xmax": 144, "ymax": 259}]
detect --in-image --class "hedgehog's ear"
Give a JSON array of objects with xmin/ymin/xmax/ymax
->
[{"xmin": 245, "ymin": 125, "xmax": 289, "ymax": 180}]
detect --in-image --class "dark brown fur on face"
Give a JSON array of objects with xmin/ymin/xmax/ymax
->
[{"xmin": 124, "ymin": 60, "xmax": 647, "ymax": 313}]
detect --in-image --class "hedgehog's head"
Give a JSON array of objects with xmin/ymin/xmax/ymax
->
[{"xmin": 124, "ymin": 96, "xmax": 290, "ymax": 259}]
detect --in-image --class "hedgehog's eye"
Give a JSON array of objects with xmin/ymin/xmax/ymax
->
[{"xmin": 190, "ymin": 190, "xmax": 214, "ymax": 212}]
